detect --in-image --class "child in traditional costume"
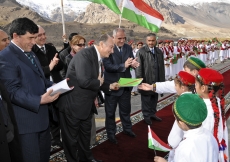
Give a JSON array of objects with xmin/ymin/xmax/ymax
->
[{"xmin": 154, "ymin": 94, "xmax": 219, "ymax": 162}]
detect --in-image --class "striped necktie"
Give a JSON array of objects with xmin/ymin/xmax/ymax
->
[{"xmin": 24, "ymin": 52, "xmax": 38, "ymax": 70}]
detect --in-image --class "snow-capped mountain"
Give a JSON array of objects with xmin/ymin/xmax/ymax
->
[
  {"xmin": 16, "ymin": 0, "xmax": 91, "ymax": 21},
  {"xmin": 15, "ymin": 0, "xmax": 230, "ymax": 23},
  {"xmin": 168, "ymin": 0, "xmax": 230, "ymax": 5}
]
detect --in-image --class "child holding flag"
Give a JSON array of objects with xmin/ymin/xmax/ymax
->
[{"xmin": 154, "ymin": 94, "xmax": 219, "ymax": 162}]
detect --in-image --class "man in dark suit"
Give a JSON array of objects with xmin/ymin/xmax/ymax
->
[
  {"xmin": 0, "ymin": 17, "xmax": 60, "ymax": 162},
  {"xmin": 57, "ymin": 34, "xmax": 119, "ymax": 162},
  {"xmin": 135, "ymin": 33, "xmax": 165, "ymax": 125},
  {"xmin": 32, "ymin": 25, "xmax": 63, "ymax": 83},
  {"xmin": 103, "ymin": 28, "xmax": 139, "ymax": 144},
  {"xmin": 32, "ymin": 25, "xmax": 63, "ymax": 147}
]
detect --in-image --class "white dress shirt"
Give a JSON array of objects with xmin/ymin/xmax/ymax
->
[{"xmin": 170, "ymin": 126, "xmax": 219, "ymax": 162}]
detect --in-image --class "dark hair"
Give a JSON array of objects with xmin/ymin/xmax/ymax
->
[
  {"xmin": 146, "ymin": 33, "xmax": 156, "ymax": 38},
  {"xmin": 9, "ymin": 17, "xmax": 38, "ymax": 39},
  {"xmin": 174, "ymin": 77, "xmax": 195, "ymax": 93},
  {"xmin": 172, "ymin": 104, "xmax": 201, "ymax": 129},
  {"xmin": 95, "ymin": 34, "xmax": 111, "ymax": 45},
  {"xmin": 183, "ymin": 60, "xmax": 200, "ymax": 71},
  {"xmin": 196, "ymin": 75, "xmax": 222, "ymax": 143},
  {"xmin": 47, "ymin": 42, "xmax": 54, "ymax": 46},
  {"xmin": 69, "ymin": 33, "xmax": 78, "ymax": 41},
  {"xmin": 218, "ymin": 83, "xmax": 226, "ymax": 130}
]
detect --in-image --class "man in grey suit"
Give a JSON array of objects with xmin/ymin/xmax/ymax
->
[
  {"xmin": 0, "ymin": 17, "xmax": 60, "ymax": 162},
  {"xmin": 103, "ymin": 28, "xmax": 139, "ymax": 144},
  {"xmin": 57, "ymin": 34, "xmax": 119, "ymax": 162}
]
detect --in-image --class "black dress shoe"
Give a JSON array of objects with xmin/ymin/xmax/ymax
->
[
  {"xmin": 123, "ymin": 131, "xmax": 136, "ymax": 137},
  {"xmin": 151, "ymin": 115, "xmax": 162, "ymax": 121},
  {"xmin": 144, "ymin": 118, "xmax": 152, "ymax": 125},
  {"xmin": 108, "ymin": 136, "xmax": 118, "ymax": 144},
  {"xmin": 90, "ymin": 159, "xmax": 103, "ymax": 162},
  {"xmin": 51, "ymin": 140, "xmax": 63, "ymax": 147}
]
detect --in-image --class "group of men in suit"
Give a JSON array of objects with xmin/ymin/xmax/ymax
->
[{"xmin": 0, "ymin": 16, "xmax": 163, "ymax": 162}]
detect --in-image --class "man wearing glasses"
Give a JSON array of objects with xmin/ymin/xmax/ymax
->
[{"xmin": 103, "ymin": 28, "xmax": 139, "ymax": 144}]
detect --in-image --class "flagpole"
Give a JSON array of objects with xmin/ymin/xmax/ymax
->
[
  {"xmin": 118, "ymin": 0, "xmax": 124, "ymax": 28},
  {"xmin": 118, "ymin": 14, "xmax": 122, "ymax": 28},
  {"xmin": 153, "ymin": 145, "xmax": 157, "ymax": 156},
  {"xmin": 61, "ymin": 0, "xmax": 66, "ymax": 35},
  {"xmin": 148, "ymin": 125, "xmax": 157, "ymax": 156}
]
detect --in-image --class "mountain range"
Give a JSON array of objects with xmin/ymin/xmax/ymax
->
[{"xmin": 0, "ymin": 0, "xmax": 229, "ymax": 47}]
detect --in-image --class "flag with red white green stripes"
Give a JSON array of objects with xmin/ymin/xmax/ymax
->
[
  {"xmin": 148, "ymin": 126, "xmax": 172, "ymax": 152},
  {"xmin": 69, "ymin": 0, "xmax": 121, "ymax": 14},
  {"xmin": 121, "ymin": 0, "xmax": 164, "ymax": 33}
]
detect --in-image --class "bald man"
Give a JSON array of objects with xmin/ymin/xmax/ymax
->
[{"xmin": 0, "ymin": 30, "xmax": 10, "ymax": 51}]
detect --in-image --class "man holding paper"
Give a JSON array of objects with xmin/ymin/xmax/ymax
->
[
  {"xmin": 0, "ymin": 18, "xmax": 60, "ymax": 162},
  {"xmin": 57, "ymin": 34, "xmax": 119, "ymax": 162}
]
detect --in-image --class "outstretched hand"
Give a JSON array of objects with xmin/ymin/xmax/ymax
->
[{"xmin": 138, "ymin": 83, "xmax": 153, "ymax": 91}]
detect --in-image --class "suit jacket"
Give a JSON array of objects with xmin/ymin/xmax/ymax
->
[
  {"xmin": 32, "ymin": 44, "xmax": 63, "ymax": 83},
  {"xmin": 59, "ymin": 46, "xmax": 71, "ymax": 79},
  {"xmin": 0, "ymin": 42, "xmax": 53, "ymax": 134},
  {"xmin": 57, "ymin": 46, "xmax": 110, "ymax": 120},
  {"xmin": 65, "ymin": 54, "xmax": 73, "ymax": 68},
  {"xmin": 103, "ymin": 43, "xmax": 134, "ymax": 96},
  {"xmin": 0, "ymin": 82, "xmax": 23, "ymax": 162},
  {"xmin": 135, "ymin": 45, "xmax": 165, "ymax": 95}
]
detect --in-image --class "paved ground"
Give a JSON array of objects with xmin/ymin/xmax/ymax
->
[{"xmin": 95, "ymin": 59, "xmax": 230, "ymax": 153}]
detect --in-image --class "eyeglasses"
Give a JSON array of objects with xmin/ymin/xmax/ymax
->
[{"xmin": 74, "ymin": 43, "xmax": 85, "ymax": 47}]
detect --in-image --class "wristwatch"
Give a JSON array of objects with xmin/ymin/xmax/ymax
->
[{"xmin": 152, "ymin": 83, "xmax": 156, "ymax": 92}]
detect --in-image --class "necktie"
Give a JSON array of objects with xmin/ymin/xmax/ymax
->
[
  {"xmin": 119, "ymin": 47, "xmax": 122, "ymax": 54},
  {"xmin": 151, "ymin": 48, "xmax": 155, "ymax": 59},
  {"xmin": 24, "ymin": 52, "xmax": 38, "ymax": 70},
  {"xmin": 40, "ymin": 47, "xmax": 46, "ymax": 54},
  {"xmin": 151, "ymin": 48, "xmax": 154, "ymax": 54}
]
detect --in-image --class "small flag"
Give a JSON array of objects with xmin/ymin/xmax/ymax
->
[{"xmin": 148, "ymin": 126, "xmax": 172, "ymax": 152}]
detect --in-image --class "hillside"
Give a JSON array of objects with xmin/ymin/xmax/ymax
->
[{"xmin": 0, "ymin": 0, "xmax": 229, "ymax": 47}]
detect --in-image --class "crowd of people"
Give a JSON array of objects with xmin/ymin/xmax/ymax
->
[
  {"xmin": 0, "ymin": 17, "xmax": 229, "ymax": 162},
  {"xmin": 130, "ymin": 38, "xmax": 230, "ymax": 81}
]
